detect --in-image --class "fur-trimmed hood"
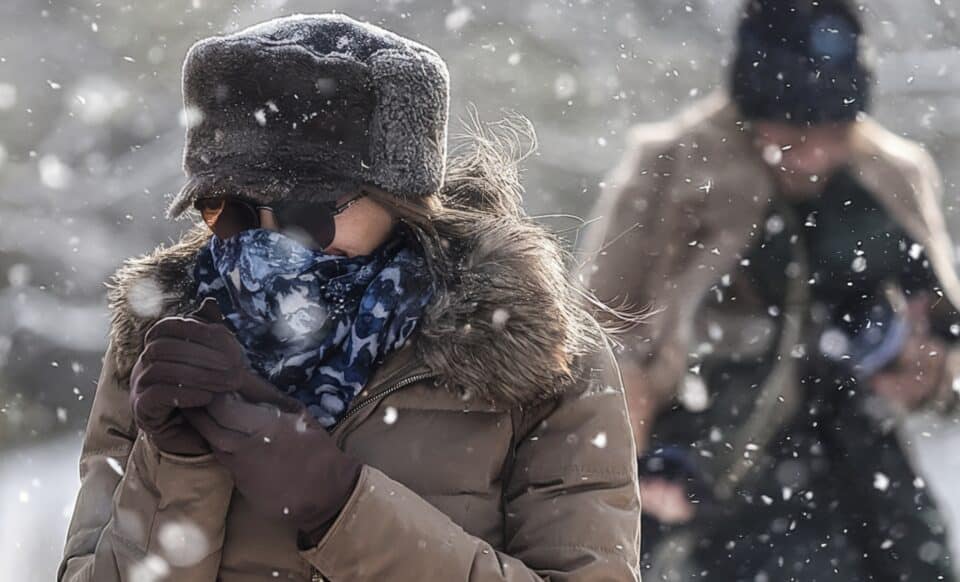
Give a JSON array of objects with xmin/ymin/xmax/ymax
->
[{"xmin": 107, "ymin": 131, "xmax": 602, "ymax": 407}]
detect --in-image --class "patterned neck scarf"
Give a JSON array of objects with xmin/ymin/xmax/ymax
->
[{"xmin": 193, "ymin": 228, "xmax": 433, "ymax": 427}]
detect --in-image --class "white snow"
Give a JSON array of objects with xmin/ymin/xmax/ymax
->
[
  {"xmin": 129, "ymin": 554, "xmax": 170, "ymax": 582},
  {"xmin": 383, "ymin": 406, "xmax": 399, "ymax": 425},
  {"xmin": 71, "ymin": 76, "xmax": 130, "ymax": 125},
  {"xmin": 126, "ymin": 277, "xmax": 167, "ymax": 319},
  {"xmin": 157, "ymin": 521, "xmax": 210, "ymax": 567},
  {"xmin": 765, "ymin": 215, "xmax": 785, "ymax": 235},
  {"xmin": 179, "ymin": 105, "xmax": 205, "ymax": 129},
  {"xmin": 38, "ymin": 155, "xmax": 73, "ymax": 190},
  {"xmin": 553, "ymin": 72, "xmax": 578, "ymax": 100},
  {"xmin": 909, "ymin": 243, "xmax": 925, "ymax": 260},
  {"xmin": 591, "ymin": 432, "xmax": 607, "ymax": 448},
  {"xmin": 491, "ymin": 308, "xmax": 510, "ymax": 330},
  {"xmin": 873, "ymin": 472, "xmax": 890, "ymax": 492},
  {"xmin": 445, "ymin": 6, "xmax": 473, "ymax": 32},
  {"xmin": 0, "ymin": 83, "xmax": 17, "ymax": 110},
  {"xmin": 851, "ymin": 256, "xmax": 868, "ymax": 273},
  {"xmin": 679, "ymin": 374, "xmax": 710, "ymax": 412},
  {"xmin": 761, "ymin": 144, "xmax": 783, "ymax": 166},
  {"xmin": 7, "ymin": 263, "xmax": 30, "ymax": 287}
]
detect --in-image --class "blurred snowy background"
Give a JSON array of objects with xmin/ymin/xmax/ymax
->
[{"xmin": 2, "ymin": 0, "xmax": 960, "ymax": 580}]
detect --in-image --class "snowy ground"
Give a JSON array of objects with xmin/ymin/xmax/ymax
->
[
  {"xmin": 3, "ymin": 419, "xmax": 960, "ymax": 582},
  {"xmin": 0, "ymin": 436, "xmax": 80, "ymax": 582}
]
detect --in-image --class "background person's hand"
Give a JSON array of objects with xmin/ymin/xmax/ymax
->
[
  {"xmin": 870, "ymin": 294, "xmax": 947, "ymax": 411},
  {"xmin": 621, "ymin": 360, "xmax": 698, "ymax": 525},
  {"xmin": 640, "ymin": 478, "xmax": 696, "ymax": 525}
]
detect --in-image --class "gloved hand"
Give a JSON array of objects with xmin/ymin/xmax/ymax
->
[
  {"xmin": 129, "ymin": 298, "xmax": 284, "ymax": 455},
  {"xmin": 184, "ymin": 393, "xmax": 363, "ymax": 547}
]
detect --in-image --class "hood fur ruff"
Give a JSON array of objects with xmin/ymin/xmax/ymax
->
[{"xmin": 107, "ymin": 123, "xmax": 603, "ymax": 407}]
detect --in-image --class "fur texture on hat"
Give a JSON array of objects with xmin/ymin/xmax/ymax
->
[
  {"xmin": 731, "ymin": 0, "xmax": 873, "ymax": 125},
  {"xmin": 168, "ymin": 13, "xmax": 450, "ymax": 218}
]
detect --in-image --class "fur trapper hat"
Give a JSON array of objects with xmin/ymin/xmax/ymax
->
[{"xmin": 168, "ymin": 13, "xmax": 450, "ymax": 217}]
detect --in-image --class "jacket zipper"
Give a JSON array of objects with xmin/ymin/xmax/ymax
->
[
  {"xmin": 330, "ymin": 372, "xmax": 437, "ymax": 431},
  {"xmin": 310, "ymin": 372, "xmax": 437, "ymax": 582}
]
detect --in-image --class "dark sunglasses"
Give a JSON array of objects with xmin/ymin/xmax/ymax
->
[{"xmin": 194, "ymin": 191, "xmax": 367, "ymax": 250}]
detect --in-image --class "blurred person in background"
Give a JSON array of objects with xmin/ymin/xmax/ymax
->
[
  {"xmin": 58, "ymin": 14, "xmax": 641, "ymax": 582},
  {"xmin": 583, "ymin": 0, "xmax": 960, "ymax": 580}
]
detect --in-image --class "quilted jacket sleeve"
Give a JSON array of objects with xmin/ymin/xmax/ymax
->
[{"xmin": 58, "ymin": 343, "xmax": 234, "ymax": 582}]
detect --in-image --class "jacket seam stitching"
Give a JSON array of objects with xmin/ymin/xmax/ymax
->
[
  {"xmin": 107, "ymin": 525, "xmax": 148, "ymax": 558},
  {"xmin": 522, "ymin": 466, "xmax": 633, "ymax": 479},
  {"xmin": 529, "ymin": 542, "xmax": 630, "ymax": 555},
  {"xmin": 86, "ymin": 446, "xmax": 132, "ymax": 458}
]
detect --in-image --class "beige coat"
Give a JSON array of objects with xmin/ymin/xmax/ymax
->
[
  {"xmin": 58, "ymin": 154, "xmax": 642, "ymax": 581},
  {"xmin": 583, "ymin": 92, "xmax": 960, "ymax": 418}
]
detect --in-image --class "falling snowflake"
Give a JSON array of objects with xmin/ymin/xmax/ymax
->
[
  {"xmin": 762, "ymin": 144, "xmax": 783, "ymax": 166},
  {"xmin": 491, "ymin": 308, "xmax": 510, "ymax": 330},
  {"xmin": 179, "ymin": 105, "xmax": 205, "ymax": 129},
  {"xmin": 591, "ymin": 432, "xmax": 607, "ymax": 448},
  {"xmin": 0, "ymin": 83, "xmax": 18, "ymax": 110},
  {"xmin": 38, "ymin": 155, "xmax": 74, "ymax": 190},
  {"xmin": 553, "ymin": 73, "xmax": 578, "ymax": 100},
  {"xmin": 129, "ymin": 554, "xmax": 170, "ymax": 582},
  {"xmin": 873, "ymin": 472, "xmax": 890, "ymax": 492},
  {"xmin": 445, "ymin": 6, "xmax": 473, "ymax": 32},
  {"xmin": 383, "ymin": 406, "xmax": 398, "ymax": 425},
  {"xmin": 126, "ymin": 277, "xmax": 167, "ymax": 319},
  {"xmin": 71, "ymin": 76, "xmax": 130, "ymax": 124},
  {"xmin": 157, "ymin": 521, "xmax": 210, "ymax": 567}
]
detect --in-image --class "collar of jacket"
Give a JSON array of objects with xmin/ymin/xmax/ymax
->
[
  {"xmin": 646, "ymin": 90, "xmax": 960, "ymax": 316},
  {"xmin": 106, "ymin": 158, "xmax": 600, "ymax": 409}
]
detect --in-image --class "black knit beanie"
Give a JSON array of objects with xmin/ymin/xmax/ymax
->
[{"xmin": 731, "ymin": 0, "xmax": 873, "ymax": 125}]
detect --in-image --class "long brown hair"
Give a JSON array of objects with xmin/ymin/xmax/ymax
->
[{"xmin": 366, "ymin": 116, "xmax": 621, "ymax": 379}]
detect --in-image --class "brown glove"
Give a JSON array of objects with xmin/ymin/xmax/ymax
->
[
  {"xmin": 184, "ymin": 393, "xmax": 362, "ymax": 547},
  {"xmin": 129, "ymin": 298, "xmax": 285, "ymax": 455}
]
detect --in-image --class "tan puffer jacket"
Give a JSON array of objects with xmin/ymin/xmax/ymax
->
[{"xmin": 58, "ymin": 144, "xmax": 642, "ymax": 582}]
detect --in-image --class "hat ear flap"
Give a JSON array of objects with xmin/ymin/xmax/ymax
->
[{"xmin": 368, "ymin": 48, "xmax": 449, "ymax": 198}]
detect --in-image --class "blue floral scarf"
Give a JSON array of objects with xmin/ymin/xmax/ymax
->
[{"xmin": 193, "ymin": 229, "xmax": 433, "ymax": 427}]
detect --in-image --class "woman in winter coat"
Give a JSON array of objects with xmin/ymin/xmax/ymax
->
[{"xmin": 58, "ymin": 14, "xmax": 641, "ymax": 582}]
